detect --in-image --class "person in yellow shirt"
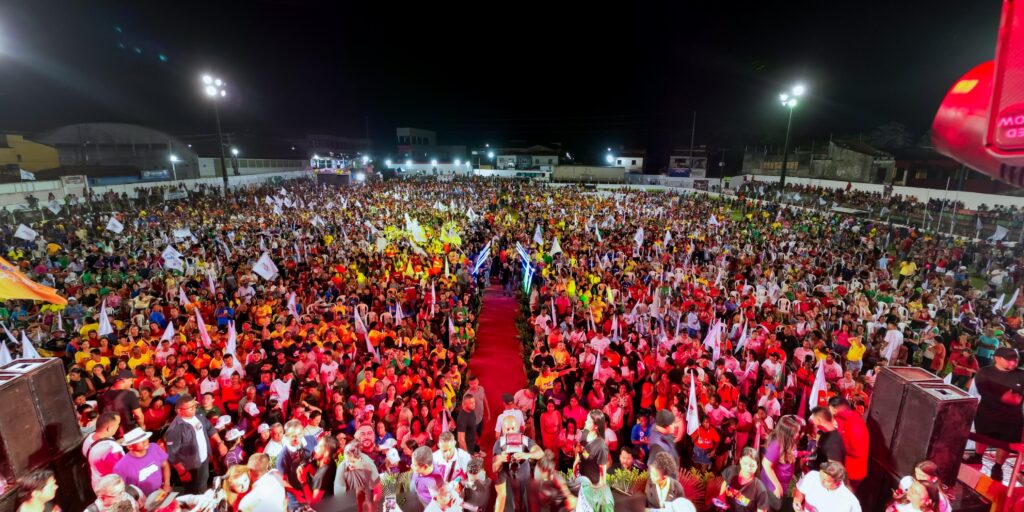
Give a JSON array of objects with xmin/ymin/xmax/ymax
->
[
  {"xmin": 845, "ymin": 336, "xmax": 866, "ymax": 374},
  {"xmin": 126, "ymin": 346, "xmax": 151, "ymax": 370},
  {"xmin": 112, "ymin": 337, "xmax": 134, "ymax": 358},
  {"xmin": 83, "ymin": 350, "xmax": 110, "ymax": 373},
  {"xmin": 430, "ymin": 345, "xmax": 448, "ymax": 361}
]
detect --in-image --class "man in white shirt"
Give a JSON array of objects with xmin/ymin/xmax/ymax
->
[
  {"xmin": 761, "ymin": 353, "xmax": 783, "ymax": 382},
  {"xmin": 493, "ymin": 393, "xmax": 525, "ymax": 434},
  {"xmin": 83, "ymin": 412, "xmax": 124, "ymax": 489},
  {"xmin": 319, "ymin": 352, "xmax": 339, "ymax": 385},
  {"xmin": 237, "ymin": 453, "xmax": 287, "ymax": 512},
  {"xmin": 793, "ymin": 463, "xmax": 861, "ymax": 512},
  {"xmin": 883, "ymin": 320, "xmax": 904, "ymax": 365},
  {"xmin": 269, "ymin": 367, "xmax": 294, "ymax": 415},
  {"xmin": 432, "ymin": 432, "xmax": 472, "ymax": 483}
]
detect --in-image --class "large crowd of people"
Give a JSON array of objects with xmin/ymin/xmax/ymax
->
[{"xmin": 2, "ymin": 176, "xmax": 1023, "ymax": 512}]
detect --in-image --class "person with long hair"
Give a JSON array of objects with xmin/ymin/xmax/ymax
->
[
  {"xmin": 716, "ymin": 447, "xmax": 771, "ymax": 512},
  {"xmin": 296, "ymin": 435, "xmax": 339, "ymax": 506},
  {"xmin": 759, "ymin": 415, "xmax": 803, "ymax": 510},
  {"xmin": 221, "ymin": 464, "xmax": 251, "ymax": 511},
  {"xmin": 573, "ymin": 410, "xmax": 614, "ymax": 512},
  {"xmin": 16, "ymin": 470, "xmax": 60, "ymax": 512},
  {"xmin": 914, "ymin": 461, "xmax": 951, "ymax": 512}
]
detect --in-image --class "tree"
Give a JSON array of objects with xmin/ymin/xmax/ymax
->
[{"xmin": 864, "ymin": 122, "xmax": 915, "ymax": 150}]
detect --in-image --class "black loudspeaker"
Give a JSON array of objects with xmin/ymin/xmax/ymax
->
[
  {"xmin": 0, "ymin": 359, "xmax": 81, "ymax": 483},
  {"xmin": 49, "ymin": 444, "xmax": 95, "ymax": 512},
  {"xmin": 891, "ymin": 383, "xmax": 978, "ymax": 486},
  {"xmin": 867, "ymin": 366, "xmax": 941, "ymax": 466},
  {"xmin": 0, "ymin": 444, "xmax": 94, "ymax": 512},
  {"xmin": 316, "ymin": 172, "xmax": 352, "ymax": 188}
]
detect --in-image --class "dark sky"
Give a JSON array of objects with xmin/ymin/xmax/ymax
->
[{"xmin": 0, "ymin": 0, "xmax": 1003, "ymax": 165}]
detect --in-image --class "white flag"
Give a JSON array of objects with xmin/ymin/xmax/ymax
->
[
  {"xmin": 809, "ymin": 361, "xmax": 828, "ymax": 408},
  {"xmin": 686, "ymin": 373, "xmax": 700, "ymax": 435},
  {"xmin": 593, "ymin": 351, "xmax": 602, "ymax": 380},
  {"xmin": 106, "ymin": 217, "xmax": 124, "ymax": 234},
  {"xmin": 162, "ymin": 245, "xmax": 183, "ymax": 261},
  {"xmin": 207, "ymin": 270, "xmax": 218, "ymax": 295},
  {"xmin": 14, "ymin": 224, "xmax": 37, "ymax": 241},
  {"xmin": 161, "ymin": 321, "xmax": 176, "ymax": 342},
  {"xmin": 287, "ymin": 292, "xmax": 301, "ymax": 321},
  {"xmin": 225, "ymin": 321, "xmax": 238, "ymax": 357},
  {"xmin": 1005, "ymin": 288, "xmax": 1020, "ymax": 316},
  {"xmin": 195, "ymin": 308, "xmax": 212, "ymax": 349},
  {"xmin": 98, "ymin": 300, "xmax": 114, "ymax": 336},
  {"xmin": 943, "ymin": 372, "xmax": 953, "ymax": 385},
  {"xmin": 595, "ymin": 226, "xmax": 602, "ymax": 243},
  {"xmin": 430, "ymin": 281, "xmax": 436, "ymax": 317},
  {"xmin": 709, "ymin": 214, "xmax": 720, "ymax": 226},
  {"xmin": 634, "ymin": 227, "xmax": 645, "ymax": 247},
  {"xmin": 20, "ymin": 332, "xmax": 40, "ymax": 359},
  {"xmin": 988, "ymin": 225, "xmax": 1010, "ymax": 242},
  {"xmin": 273, "ymin": 204, "xmax": 283, "ymax": 216},
  {"xmin": 533, "ymin": 225, "xmax": 544, "ymax": 246},
  {"xmin": 395, "ymin": 303, "xmax": 404, "ymax": 324},
  {"xmin": 664, "ymin": 230, "xmax": 673, "ymax": 245},
  {"xmin": 550, "ymin": 237, "xmax": 563, "ymax": 256},
  {"xmin": 253, "ymin": 253, "xmax": 279, "ymax": 281},
  {"xmin": 0, "ymin": 341, "xmax": 11, "ymax": 366},
  {"xmin": 179, "ymin": 286, "xmax": 190, "ymax": 307},
  {"xmin": 735, "ymin": 321, "xmax": 749, "ymax": 354},
  {"xmin": 19, "ymin": 169, "xmax": 35, "ymax": 181},
  {"xmin": 977, "ymin": 216, "xmax": 984, "ymax": 232},
  {"xmin": 354, "ymin": 306, "xmax": 368, "ymax": 334},
  {"xmin": 164, "ymin": 257, "xmax": 183, "ymax": 272},
  {"xmin": 47, "ymin": 201, "xmax": 61, "ymax": 215}
]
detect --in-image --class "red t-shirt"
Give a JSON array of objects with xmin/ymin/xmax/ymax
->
[{"xmin": 835, "ymin": 409, "xmax": 869, "ymax": 480}]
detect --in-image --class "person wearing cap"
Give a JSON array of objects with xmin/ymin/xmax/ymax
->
[
  {"xmin": 223, "ymin": 428, "xmax": 247, "ymax": 467},
  {"xmin": 647, "ymin": 409, "xmax": 680, "ymax": 468},
  {"xmin": 99, "ymin": 370, "xmax": 144, "ymax": 437},
  {"xmin": 965, "ymin": 347, "xmax": 1024, "ymax": 482},
  {"xmin": 163, "ymin": 393, "xmax": 226, "ymax": 494},
  {"xmin": 142, "ymin": 489, "xmax": 179, "ymax": 512},
  {"xmin": 112, "ymin": 427, "xmax": 171, "ymax": 496}
]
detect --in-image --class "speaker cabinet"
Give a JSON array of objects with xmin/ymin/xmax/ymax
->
[
  {"xmin": 867, "ymin": 366, "xmax": 941, "ymax": 465},
  {"xmin": 0, "ymin": 359, "xmax": 81, "ymax": 483},
  {"xmin": 891, "ymin": 383, "xmax": 978, "ymax": 486}
]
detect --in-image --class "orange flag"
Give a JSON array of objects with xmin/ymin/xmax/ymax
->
[{"xmin": 0, "ymin": 257, "xmax": 66, "ymax": 305}]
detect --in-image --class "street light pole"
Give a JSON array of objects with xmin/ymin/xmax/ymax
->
[
  {"xmin": 202, "ymin": 74, "xmax": 230, "ymax": 192},
  {"xmin": 213, "ymin": 100, "xmax": 228, "ymax": 189},
  {"xmin": 779, "ymin": 105, "xmax": 794, "ymax": 189},
  {"xmin": 169, "ymin": 154, "xmax": 179, "ymax": 181},
  {"xmin": 777, "ymin": 83, "xmax": 806, "ymax": 189}
]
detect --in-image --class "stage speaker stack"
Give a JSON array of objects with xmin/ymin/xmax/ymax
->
[
  {"xmin": 891, "ymin": 383, "xmax": 978, "ymax": 485},
  {"xmin": 0, "ymin": 359, "xmax": 87, "ymax": 512},
  {"xmin": 864, "ymin": 366, "xmax": 986, "ymax": 511},
  {"xmin": 866, "ymin": 366, "xmax": 941, "ymax": 467}
]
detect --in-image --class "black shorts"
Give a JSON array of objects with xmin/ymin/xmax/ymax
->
[{"xmin": 975, "ymin": 413, "xmax": 1023, "ymax": 443}]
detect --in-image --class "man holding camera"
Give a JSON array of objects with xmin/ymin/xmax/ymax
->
[{"xmin": 492, "ymin": 415, "xmax": 543, "ymax": 512}]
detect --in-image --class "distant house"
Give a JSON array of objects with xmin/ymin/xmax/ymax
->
[
  {"xmin": 614, "ymin": 151, "xmax": 645, "ymax": 173},
  {"xmin": 743, "ymin": 139, "xmax": 896, "ymax": 184}
]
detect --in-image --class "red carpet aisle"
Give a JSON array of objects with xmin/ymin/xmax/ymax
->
[{"xmin": 469, "ymin": 285, "xmax": 528, "ymax": 471}]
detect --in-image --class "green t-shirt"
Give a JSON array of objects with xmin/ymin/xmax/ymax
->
[{"xmin": 977, "ymin": 335, "xmax": 999, "ymax": 359}]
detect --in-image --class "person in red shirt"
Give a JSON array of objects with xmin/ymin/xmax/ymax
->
[
  {"xmin": 829, "ymin": 397, "xmax": 869, "ymax": 489},
  {"xmin": 691, "ymin": 416, "xmax": 720, "ymax": 472}
]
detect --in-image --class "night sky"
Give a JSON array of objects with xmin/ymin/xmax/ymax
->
[{"xmin": 0, "ymin": 0, "xmax": 1004, "ymax": 165}]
